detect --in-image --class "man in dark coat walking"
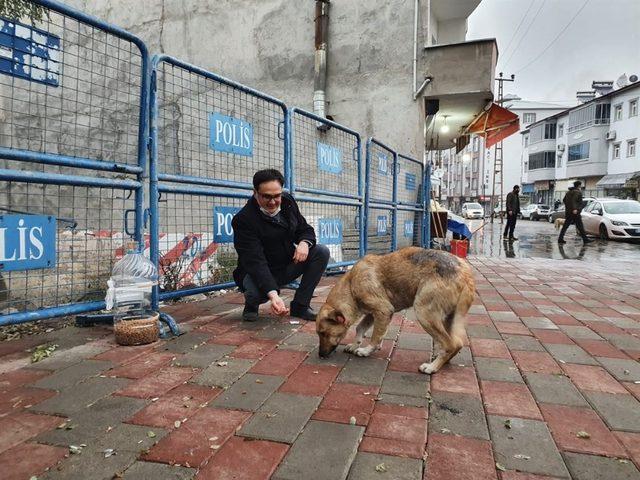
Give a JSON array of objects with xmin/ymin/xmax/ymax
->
[
  {"xmin": 503, "ymin": 185, "xmax": 521, "ymax": 241},
  {"xmin": 232, "ymin": 169, "xmax": 330, "ymax": 322},
  {"xmin": 558, "ymin": 180, "xmax": 593, "ymax": 244}
]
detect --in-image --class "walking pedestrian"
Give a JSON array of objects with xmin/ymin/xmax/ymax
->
[
  {"xmin": 503, "ymin": 185, "xmax": 520, "ymax": 241},
  {"xmin": 558, "ymin": 180, "xmax": 594, "ymax": 245}
]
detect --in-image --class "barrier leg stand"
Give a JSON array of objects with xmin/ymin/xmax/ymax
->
[{"xmin": 159, "ymin": 312, "xmax": 181, "ymax": 338}]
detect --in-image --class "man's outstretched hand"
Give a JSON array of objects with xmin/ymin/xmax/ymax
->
[
  {"xmin": 268, "ymin": 292, "xmax": 290, "ymax": 316},
  {"xmin": 292, "ymin": 242, "xmax": 309, "ymax": 264}
]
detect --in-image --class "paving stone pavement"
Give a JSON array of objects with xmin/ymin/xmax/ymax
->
[{"xmin": 1, "ymin": 257, "xmax": 640, "ymax": 479}]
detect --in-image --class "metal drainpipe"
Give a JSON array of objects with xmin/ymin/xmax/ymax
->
[{"xmin": 314, "ymin": 0, "xmax": 330, "ymax": 130}]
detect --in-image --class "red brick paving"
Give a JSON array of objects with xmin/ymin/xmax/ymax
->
[
  {"xmin": 2, "ymin": 256, "xmax": 640, "ymax": 478},
  {"xmin": 0, "ymin": 386, "xmax": 57, "ymax": 416},
  {"xmin": 0, "ymin": 442, "xmax": 68, "ymax": 480},
  {"xmin": 127, "ymin": 383, "xmax": 221, "ymax": 429},
  {"xmin": 360, "ymin": 436, "xmax": 425, "ymax": 459},
  {"xmin": 0, "ymin": 369, "xmax": 50, "ymax": 392},
  {"xmin": 470, "ymin": 338, "xmax": 512, "ymax": 359},
  {"xmin": 108, "ymin": 352, "xmax": 177, "ymax": 379},
  {"xmin": 510, "ymin": 350, "xmax": 562, "ymax": 375},
  {"xmin": 115, "ymin": 366, "xmax": 197, "ymax": 399},
  {"xmin": 195, "ymin": 435, "xmax": 288, "ymax": 479},
  {"xmin": 0, "ymin": 412, "xmax": 64, "ymax": 454},
  {"xmin": 248, "ymin": 349, "xmax": 308, "ymax": 377},
  {"xmin": 614, "ymin": 432, "xmax": 640, "ymax": 467},
  {"xmin": 388, "ymin": 348, "xmax": 430, "ymax": 372},
  {"xmin": 431, "ymin": 366, "xmax": 481, "ymax": 397},
  {"xmin": 561, "ymin": 363, "xmax": 630, "ymax": 395},
  {"xmin": 230, "ymin": 339, "xmax": 278, "ymax": 360},
  {"xmin": 278, "ymin": 364, "xmax": 340, "ymax": 396},
  {"xmin": 425, "ymin": 433, "xmax": 497, "ymax": 480},
  {"xmin": 540, "ymin": 404, "xmax": 627, "ymax": 457},
  {"xmin": 143, "ymin": 408, "xmax": 251, "ymax": 468},
  {"xmin": 481, "ymin": 381, "xmax": 542, "ymax": 420}
]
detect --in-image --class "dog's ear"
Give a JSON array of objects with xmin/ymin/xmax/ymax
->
[{"xmin": 334, "ymin": 311, "xmax": 346, "ymax": 325}]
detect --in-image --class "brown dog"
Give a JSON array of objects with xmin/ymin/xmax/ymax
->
[
  {"xmin": 554, "ymin": 218, "xmax": 565, "ymax": 230},
  {"xmin": 316, "ymin": 247, "xmax": 475, "ymax": 374}
]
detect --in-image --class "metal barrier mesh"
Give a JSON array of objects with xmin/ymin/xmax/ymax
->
[
  {"xmin": 0, "ymin": 8, "xmax": 143, "ymax": 166},
  {"xmin": 296, "ymin": 200, "xmax": 361, "ymax": 265},
  {"xmin": 0, "ymin": 181, "xmax": 135, "ymax": 312},
  {"xmin": 366, "ymin": 206, "xmax": 394, "ymax": 255},
  {"xmin": 397, "ymin": 156, "xmax": 423, "ymax": 206},
  {"xmin": 292, "ymin": 112, "xmax": 359, "ymax": 196},
  {"xmin": 155, "ymin": 60, "xmax": 285, "ymax": 183},
  {"xmin": 157, "ymin": 191, "xmax": 249, "ymax": 295},
  {"xmin": 367, "ymin": 141, "xmax": 394, "ymax": 203},
  {"xmin": 396, "ymin": 207, "xmax": 423, "ymax": 249}
]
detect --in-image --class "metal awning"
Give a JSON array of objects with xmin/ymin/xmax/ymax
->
[
  {"xmin": 596, "ymin": 172, "xmax": 640, "ymax": 188},
  {"xmin": 464, "ymin": 102, "xmax": 520, "ymax": 148}
]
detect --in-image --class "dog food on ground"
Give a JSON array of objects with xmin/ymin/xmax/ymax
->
[{"xmin": 114, "ymin": 314, "xmax": 159, "ymax": 346}]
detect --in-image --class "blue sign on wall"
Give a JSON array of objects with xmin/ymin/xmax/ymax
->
[
  {"xmin": 405, "ymin": 173, "xmax": 416, "ymax": 191},
  {"xmin": 377, "ymin": 152, "xmax": 388, "ymax": 175},
  {"xmin": 317, "ymin": 142, "xmax": 342, "ymax": 174},
  {"xmin": 376, "ymin": 215, "xmax": 388, "ymax": 236},
  {"xmin": 318, "ymin": 218, "xmax": 342, "ymax": 245},
  {"xmin": 213, "ymin": 206, "xmax": 241, "ymax": 243},
  {"xmin": 0, "ymin": 214, "xmax": 56, "ymax": 271},
  {"xmin": 0, "ymin": 17, "xmax": 60, "ymax": 87},
  {"xmin": 404, "ymin": 221, "xmax": 414, "ymax": 238},
  {"xmin": 209, "ymin": 112, "xmax": 253, "ymax": 156}
]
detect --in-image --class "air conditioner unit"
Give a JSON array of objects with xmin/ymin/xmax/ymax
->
[
  {"xmin": 557, "ymin": 144, "xmax": 566, "ymax": 152},
  {"xmin": 606, "ymin": 131, "xmax": 617, "ymax": 141}
]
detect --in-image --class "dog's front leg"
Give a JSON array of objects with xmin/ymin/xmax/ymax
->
[
  {"xmin": 354, "ymin": 314, "xmax": 390, "ymax": 357},
  {"xmin": 345, "ymin": 314, "xmax": 373, "ymax": 354}
]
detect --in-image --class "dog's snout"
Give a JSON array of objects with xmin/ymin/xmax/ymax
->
[{"xmin": 318, "ymin": 346, "xmax": 336, "ymax": 358}]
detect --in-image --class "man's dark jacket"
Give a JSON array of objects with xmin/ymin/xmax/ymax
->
[
  {"xmin": 506, "ymin": 190, "xmax": 521, "ymax": 215},
  {"xmin": 232, "ymin": 193, "xmax": 316, "ymax": 295},
  {"xmin": 563, "ymin": 187, "xmax": 584, "ymax": 212}
]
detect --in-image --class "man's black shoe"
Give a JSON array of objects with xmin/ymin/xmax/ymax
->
[
  {"xmin": 242, "ymin": 304, "xmax": 259, "ymax": 322},
  {"xmin": 558, "ymin": 239, "xmax": 567, "ymax": 244},
  {"xmin": 509, "ymin": 237, "xmax": 518, "ymax": 241},
  {"xmin": 290, "ymin": 303, "xmax": 317, "ymax": 321},
  {"xmin": 583, "ymin": 238, "xmax": 594, "ymax": 244}
]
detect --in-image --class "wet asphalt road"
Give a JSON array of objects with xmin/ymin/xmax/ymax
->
[{"xmin": 465, "ymin": 216, "xmax": 640, "ymax": 263}]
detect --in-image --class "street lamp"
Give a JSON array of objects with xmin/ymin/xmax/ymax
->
[{"xmin": 440, "ymin": 115, "xmax": 450, "ymax": 134}]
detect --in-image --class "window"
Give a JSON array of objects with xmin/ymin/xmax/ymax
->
[
  {"xmin": 558, "ymin": 124, "xmax": 564, "ymax": 136},
  {"xmin": 473, "ymin": 137, "xmax": 479, "ymax": 152},
  {"xmin": 524, "ymin": 135, "xmax": 529, "ymax": 147},
  {"xmin": 568, "ymin": 141, "xmax": 590, "ymax": 161},
  {"xmin": 523, "ymin": 113, "xmax": 536, "ymax": 124},
  {"xmin": 524, "ymin": 161, "xmax": 528, "ymax": 171},
  {"xmin": 595, "ymin": 103, "xmax": 610, "ymax": 124},
  {"xmin": 630, "ymin": 99, "xmax": 638, "ymax": 117},
  {"xmin": 614, "ymin": 104, "xmax": 623, "ymax": 121},
  {"xmin": 544, "ymin": 123, "xmax": 557, "ymax": 139},
  {"xmin": 628, "ymin": 139, "xmax": 636, "ymax": 157},
  {"xmin": 613, "ymin": 143, "xmax": 621, "ymax": 159},
  {"xmin": 528, "ymin": 151, "xmax": 556, "ymax": 169}
]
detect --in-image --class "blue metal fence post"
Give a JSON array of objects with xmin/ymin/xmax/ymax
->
[
  {"xmin": 424, "ymin": 163, "xmax": 432, "ymax": 248},
  {"xmin": 363, "ymin": 138, "xmax": 372, "ymax": 253},
  {"xmin": 391, "ymin": 151, "xmax": 399, "ymax": 252},
  {"xmin": 356, "ymin": 135, "xmax": 364, "ymax": 258},
  {"xmin": 149, "ymin": 57, "xmax": 180, "ymax": 337}
]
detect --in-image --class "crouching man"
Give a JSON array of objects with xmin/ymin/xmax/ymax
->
[{"xmin": 232, "ymin": 169, "xmax": 330, "ymax": 322}]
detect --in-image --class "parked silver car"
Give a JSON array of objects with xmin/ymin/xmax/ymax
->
[
  {"xmin": 461, "ymin": 202, "xmax": 484, "ymax": 219},
  {"xmin": 581, "ymin": 199, "xmax": 640, "ymax": 240},
  {"xmin": 520, "ymin": 204, "xmax": 551, "ymax": 221}
]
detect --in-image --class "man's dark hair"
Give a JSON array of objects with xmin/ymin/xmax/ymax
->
[
  {"xmin": 253, "ymin": 169, "xmax": 285, "ymax": 190},
  {"xmin": 513, "ymin": 185, "xmax": 520, "ymax": 190},
  {"xmin": 573, "ymin": 180, "xmax": 582, "ymax": 188}
]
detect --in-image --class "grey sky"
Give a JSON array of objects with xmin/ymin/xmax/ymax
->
[{"xmin": 467, "ymin": 0, "xmax": 640, "ymax": 104}]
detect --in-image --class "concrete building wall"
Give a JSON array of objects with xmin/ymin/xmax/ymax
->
[
  {"xmin": 70, "ymin": 0, "xmax": 427, "ymax": 158},
  {"xmin": 608, "ymin": 88, "xmax": 640, "ymax": 174}
]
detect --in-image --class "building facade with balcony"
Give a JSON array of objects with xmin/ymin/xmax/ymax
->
[{"xmin": 521, "ymin": 81, "xmax": 640, "ymax": 203}]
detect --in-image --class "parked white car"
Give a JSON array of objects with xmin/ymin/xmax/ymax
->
[
  {"xmin": 520, "ymin": 204, "xmax": 551, "ymax": 221},
  {"xmin": 581, "ymin": 199, "xmax": 640, "ymax": 240},
  {"xmin": 461, "ymin": 202, "xmax": 484, "ymax": 219}
]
